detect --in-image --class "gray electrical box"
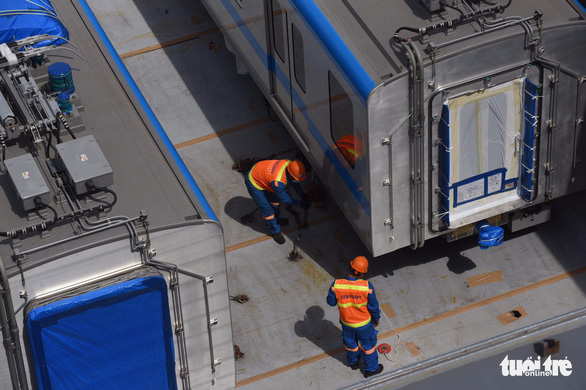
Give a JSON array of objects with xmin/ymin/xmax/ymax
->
[
  {"xmin": 56, "ymin": 135, "xmax": 113, "ymax": 195},
  {"xmin": 5, "ymin": 154, "xmax": 51, "ymax": 210},
  {"xmin": 422, "ymin": 0, "xmax": 441, "ymax": 12}
]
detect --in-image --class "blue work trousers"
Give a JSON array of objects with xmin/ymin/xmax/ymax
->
[
  {"xmin": 342, "ymin": 321, "xmax": 379, "ymax": 372},
  {"xmin": 245, "ymin": 177, "xmax": 282, "ymax": 234}
]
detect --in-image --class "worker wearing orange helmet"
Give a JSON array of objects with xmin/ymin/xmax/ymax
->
[
  {"xmin": 326, "ymin": 256, "xmax": 383, "ymax": 378},
  {"xmin": 336, "ymin": 134, "xmax": 363, "ymax": 167},
  {"xmin": 245, "ymin": 160, "xmax": 310, "ymax": 244}
]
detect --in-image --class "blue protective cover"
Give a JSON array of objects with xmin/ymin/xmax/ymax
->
[
  {"xmin": 476, "ymin": 220, "xmax": 504, "ymax": 250},
  {"xmin": 0, "ymin": 0, "xmax": 69, "ymax": 46},
  {"xmin": 26, "ymin": 276, "xmax": 178, "ymax": 390}
]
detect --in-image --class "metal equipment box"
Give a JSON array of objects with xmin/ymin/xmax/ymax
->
[
  {"xmin": 56, "ymin": 135, "xmax": 113, "ymax": 195},
  {"xmin": 5, "ymin": 154, "xmax": 51, "ymax": 210}
]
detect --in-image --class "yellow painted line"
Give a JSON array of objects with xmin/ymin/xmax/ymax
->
[
  {"xmin": 235, "ymin": 265, "xmax": 586, "ymax": 387},
  {"xmin": 119, "ymin": 27, "xmax": 220, "ymax": 59},
  {"xmin": 174, "ymin": 117, "xmax": 272, "ymax": 149},
  {"xmin": 226, "ymin": 212, "xmax": 343, "ymax": 253},
  {"xmin": 467, "ymin": 270, "xmax": 503, "ymax": 287}
]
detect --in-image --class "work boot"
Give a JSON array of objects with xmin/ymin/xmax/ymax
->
[
  {"xmin": 349, "ymin": 362, "xmax": 360, "ymax": 370},
  {"xmin": 364, "ymin": 364, "xmax": 383, "ymax": 378},
  {"xmin": 273, "ymin": 232, "xmax": 286, "ymax": 245},
  {"xmin": 277, "ymin": 218, "xmax": 289, "ymax": 226}
]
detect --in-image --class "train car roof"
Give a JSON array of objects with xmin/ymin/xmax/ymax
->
[
  {"xmin": 306, "ymin": 0, "xmax": 585, "ymax": 87},
  {"xmin": 0, "ymin": 0, "xmax": 213, "ymax": 270}
]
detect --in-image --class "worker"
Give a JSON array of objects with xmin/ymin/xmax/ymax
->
[
  {"xmin": 326, "ymin": 256, "xmax": 383, "ymax": 378},
  {"xmin": 245, "ymin": 159, "xmax": 310, "ymax": 244},
  {"xmin": 336, "ymin": 134, "xmax": 362, "ymax": 168}
]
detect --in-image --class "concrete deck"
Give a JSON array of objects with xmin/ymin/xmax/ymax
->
[{"xmin": 84, "ymin": 0, "xmax": 586, "ymax": 388}]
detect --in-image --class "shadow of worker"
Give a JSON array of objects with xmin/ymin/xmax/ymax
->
[{"xmin": 294, "ymin": 306, "xmax": 346, "ymax": 365}]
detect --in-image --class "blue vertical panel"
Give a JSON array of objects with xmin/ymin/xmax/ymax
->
[
  {"xmin": 26, "ymin": 276, "xmax": 177, "ymax": 390},
  {"xmin": 438, "ymin": 104, "xmax": 451, "ymax": 225},
  {"xmin": 521, "ymin": 79, "xmax": 538, "ymax": 201}
]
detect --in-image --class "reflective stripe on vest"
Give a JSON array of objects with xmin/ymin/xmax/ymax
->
[
  {"xmin": 248, "ymin": 160, "xmax": 291, "ymax": 192},
  {"xmin": 333, "ymin": 279, "xmax": 371, "ymax": 328}
]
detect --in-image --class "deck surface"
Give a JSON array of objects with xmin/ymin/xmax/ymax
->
[{"xmin": 83, "ymin": 0, "xmax": 586, "ymax": 388}]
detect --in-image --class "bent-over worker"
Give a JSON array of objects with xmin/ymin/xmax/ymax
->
[
  {"xmin": 245, "ymin": 159, "xmax": 310, "ymax": 244},
  {"xmin": 326, "ymin": 256, "xmax": 383, "ymax": 378}
]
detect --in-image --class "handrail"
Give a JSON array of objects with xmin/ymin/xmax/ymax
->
[{"xmin": 145, "ymin": 256, "xmax": 221, "ymax": 387}]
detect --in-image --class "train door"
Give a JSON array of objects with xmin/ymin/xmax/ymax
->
[{"xmin": 267, "ymin": 0, "xmax": 293, "ymax": 120}]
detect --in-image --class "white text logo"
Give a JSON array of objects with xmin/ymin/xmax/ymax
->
[{"xmin": 500, "ymin": 355, "xmax": 572, "ymax": 377}]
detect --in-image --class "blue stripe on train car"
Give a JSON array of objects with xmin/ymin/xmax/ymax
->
[
  {"xmin": 220, "ymin": 0, "xmax": 372, "ymax": 216},
  {"xmin": 289, "ymin": 0, "xmax": 376, "ymax": 103},
  {"xmin": 77, "ymin": 0, "xmax": 218, "ymax": 221}
]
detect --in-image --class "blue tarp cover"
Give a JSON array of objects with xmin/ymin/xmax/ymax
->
[
  {"xmin": 26, "ymin": 276, "xmax": 178, "ymax": 390},
  {"xmin": 0, "ymin": 0, "xmax": 69, "ymax": 46}
]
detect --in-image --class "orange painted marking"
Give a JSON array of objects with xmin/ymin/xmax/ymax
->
[
  {"xmin": 467, "ymin": 270, "xmax": 503, "ymax": 287},
  {"xmin": 174, "ymin": 117, "xmax": 272, "ymax": 149},
  {"xmin": 119, "ymin": 27, "xmax": 220, "ymax": 59},
  {"xmin": 406, "ymin": 342, "xmax": 421, "ymax": 357},
  {"xmin": 381, "ymin": 303, "xmax": 396, "ymax": 319},
  {"xmin": 226, "ymin": 212, "xmax": 343, "ymax": 253},
  {"xmin": 497, "ymin": 306, "xmax": 528, "ymax": 325}
]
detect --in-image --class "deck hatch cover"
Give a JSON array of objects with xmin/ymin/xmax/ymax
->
[{"xmin": 25, "ymin": 276, "xmax": 178, "ymax": 390}]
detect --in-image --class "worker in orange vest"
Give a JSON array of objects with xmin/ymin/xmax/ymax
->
[
  {"xmin": 336, "ymin": 135, "xmax": 362, "ymax": 168},
  {"xmin": 245, "ymin": 160, "xmax": 310, "ymax": 244},
  {"xmin": 326, "ymin": 256, "xmax": 383, "ymax": 378}
]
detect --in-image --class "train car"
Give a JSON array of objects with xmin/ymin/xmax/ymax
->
[
  {"xmin": 199, "ymin": 0, "xmax": 586, "ymax": 256},
  {"xmin": 0, "ymin": 1, "xmax": 234, "ymax": 388}
]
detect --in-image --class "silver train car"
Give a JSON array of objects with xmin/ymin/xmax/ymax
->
[
  {"xmin": 0, "ymin": 1, "xmax": 234, "ymax": 388},
  {"xmin": 200, "ymin": 0, "xmax": 586, "ymax": 256}
]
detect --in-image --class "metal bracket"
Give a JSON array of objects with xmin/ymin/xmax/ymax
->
[
  {"xmin": 383, "ymin": 179, "xmax": 392, "ymax": 187},
  {"xmin": 205, "ymin": 276, "xmax": 214, "ymax": 285},
  {"xmin": 209, "ymin": 318, "xmax": 218, "ymax": 327},
  {"xmin": 214, "ymin": 358, "xmax": 222, "ymax": 367},
  {"xmin": 384, "ymin": 219, "xmax": 393, "ymax": 228},
  {"xmin": 382, "ymin": 137, "xmax": 391, "ymax": 146}
]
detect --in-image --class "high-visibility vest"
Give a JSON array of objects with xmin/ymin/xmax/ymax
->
[
  {"xmin": 332, "ymin": 279, "xmax": 372, "ymax": 328},
  {"xmin": 248, "ymin": 160, "xmax": 291, "ymax": 192},
  {"xmin": 337, "ymin": 136, "xmax": 358, "ymax": 165}
]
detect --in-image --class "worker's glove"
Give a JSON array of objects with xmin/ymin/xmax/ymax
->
[
  {"xmin": 300, "ymin": 199, "xmax": 311, "ymax": 210},
  {"xmin": 373, "ymin": 321, "xmax": 379, "ymax": 327}
]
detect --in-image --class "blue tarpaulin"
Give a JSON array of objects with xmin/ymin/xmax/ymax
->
[
  {"xmin": 476, "ymin": 220, "xmax": 504, "ymax": 250},
  {"xmin": 26, "ymin": 276, "xmax": 178, "ymax": 390},
  {"xmin": 0, "ymin": 0, "xmax": 69, "ymax": 46}
]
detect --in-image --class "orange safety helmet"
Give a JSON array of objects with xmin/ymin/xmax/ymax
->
[
  {"xmin": 287, "ymin": 161, "xmax": 307, "ymax": 182},
  {"xmin": 350, "ymin": 256, "xmax": 369, "ymax": 274}
]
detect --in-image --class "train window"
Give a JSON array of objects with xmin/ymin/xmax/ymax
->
[
  {"xmin": 271, "ymin": 0, "xmax": 286, "ymax": 63},
  {"xmin": 291, "ymin": 24, "xmax": 306, "ymax": 93},
  {"xmin": 329, "ymin": 72, "xmax": 357, "ymax": 169}
]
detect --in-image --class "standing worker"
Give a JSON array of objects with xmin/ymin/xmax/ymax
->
[
  {"xmin": 327, "ymin": 256, "xmax": 383, "ymax": 378},
  {"xmin": 245, "ymin": 159, "xmax": 310, "ymax": 244}
]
